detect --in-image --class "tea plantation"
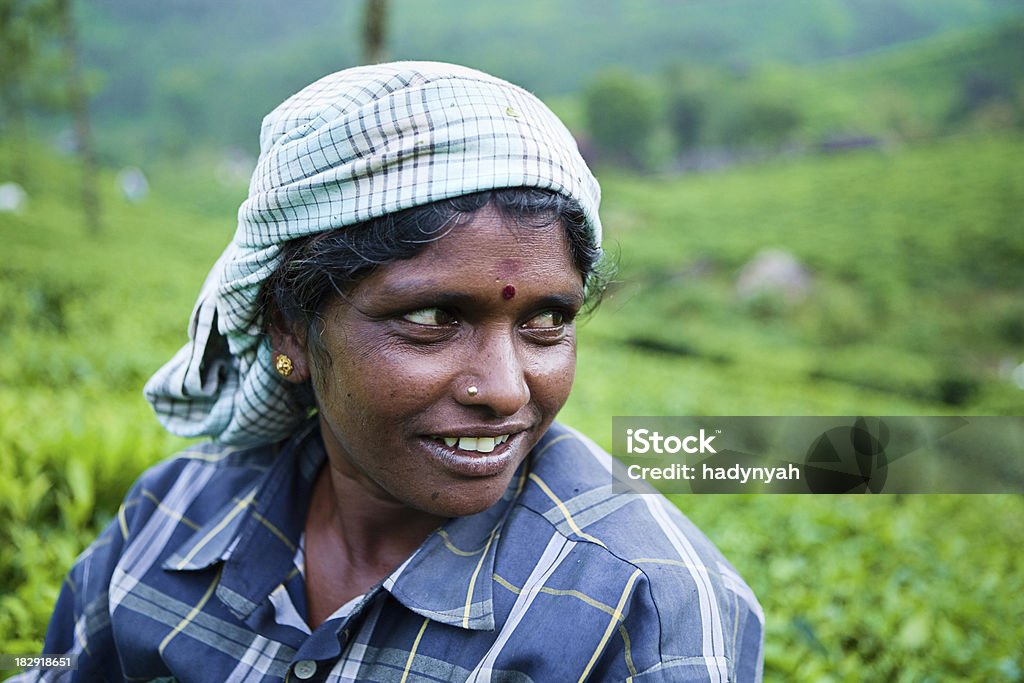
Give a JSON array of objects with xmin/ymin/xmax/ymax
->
[{"xmin": 2, "ymin": 133, "xmax": 1022, "ymax": 679}]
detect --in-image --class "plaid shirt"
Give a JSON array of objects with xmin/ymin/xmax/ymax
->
[{"xmin": 19, "ymin": 422, "xmax": 763, "ymax": 682}]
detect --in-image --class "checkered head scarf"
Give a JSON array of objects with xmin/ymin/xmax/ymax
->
[{"xmin": 144, "ymin": 61, "xmax": 602, "ymax": 446}]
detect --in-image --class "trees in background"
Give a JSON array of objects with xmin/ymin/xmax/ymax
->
[
  {"xmin": 581, "ymin": 18, "xmax": 1024, "ymax": 172},
  {"xmin": 582, "ymin": 69, "xmax": 659, "ymax": 171},
  {"xmin": 54, "ymin": 0, "xmax": 99, "ymax": 233},
  {"xmin": 0, "ymin": 0, "xmax": 100, "ymax": 232},
  {"xmin": 362, "ymin": 0, "xmax": 388, "ymax": 64},
  {"xmin": 583, "ymin": 62, "xmax": 805, "ymax": 171},
  {"xmin": 0, "ymin": 0, "xmax": 46, "ymax": 183},
  {"xmin": 664, "ymin": 65, "xmax": 708, "ymax": 153}
]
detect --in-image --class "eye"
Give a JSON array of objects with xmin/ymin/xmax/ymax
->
[
  {"xmin": 521, "ymin": 310, "xmax": 567, "ymax": 330},
  {"xmin": 402, "ymin": 307, "xmax": 457, "ymax": 326}
]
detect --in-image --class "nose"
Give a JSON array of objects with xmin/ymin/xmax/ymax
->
[{"xmin": 459, "ymin": 329, "xmax": 530, "ymax": 416}]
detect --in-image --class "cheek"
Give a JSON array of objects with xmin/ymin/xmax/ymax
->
[
  {"xmin": 324, "ymin": 338, "xmax": 452, "ymax": 414},
  {"xmin": 528, "ymin": 341, "xmax": 577, "ymax": 407}
]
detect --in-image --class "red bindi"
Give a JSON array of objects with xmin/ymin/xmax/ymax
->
[{"xmin": 501, "ymin": 284, "xmax": 516, "ymax": 300}]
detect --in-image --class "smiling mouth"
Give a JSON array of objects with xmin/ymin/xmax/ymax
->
[
  {"xmin": 428, "ymin": 434, "xmax": 511, "ymax": 453},
  {"xmin": 422, "ymin": 432, "xmax": 524, "ymax": 478}
]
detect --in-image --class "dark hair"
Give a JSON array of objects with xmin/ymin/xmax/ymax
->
[{"xmin": 259, "ymin": 188, "xmax": 611, "ymax": 350}]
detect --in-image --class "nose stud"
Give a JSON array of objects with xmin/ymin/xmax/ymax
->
[{"xmin": 466, "ymin": 386, "xmax": 479, "ymax": 397}]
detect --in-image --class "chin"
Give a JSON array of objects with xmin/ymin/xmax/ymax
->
[{"xmin": 419, "ymin": 475, "xmax": 517, "ymax": 518}]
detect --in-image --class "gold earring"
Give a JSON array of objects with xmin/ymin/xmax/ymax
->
[{"xmin": 275, "ymin": 354, "xmax": 293, "ymax": 377}]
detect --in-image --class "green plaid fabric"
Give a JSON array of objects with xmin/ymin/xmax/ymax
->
[{"xmin": 144, "ymin": 62, "xmax": 602, "ymax": 446}]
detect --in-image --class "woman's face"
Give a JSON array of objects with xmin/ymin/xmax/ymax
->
[{"xmin": 305, "ymin": 204, "xmax": 584, "ymax": 518}]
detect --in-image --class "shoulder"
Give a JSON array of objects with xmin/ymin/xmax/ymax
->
[
  {"xmin": 70, "ymin": 436, "xmax": 282, "ymax": 573},
  {"xmin": 116, "ymin": 436, "xmax": 280, "ymax": 538},
  {"xmin": 521, "ymin": 422, "xmax": 749, "ymax": 577},
  {"xmin": 33, "ymin": 436, "xmax": 288, "ymax": 678},
  {"xmin": 125, "ymin": 437, "xmax": 277, "ymax": 495},
  {"xmin": 514, "ymin": 422, "xmax": 764, "ymax": 678}
]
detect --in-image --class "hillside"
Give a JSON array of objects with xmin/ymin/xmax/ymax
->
[
  {"xmin": 794, "ymin": 18, "xmax": 1024, "ymax": 139},
  {"xmin": 53, "ymin": 0, "xmax": 1024, "ymax": 162},
  {"xmin": 562, "ymin": 17, "xmax": 1024, "ymax": 163}
]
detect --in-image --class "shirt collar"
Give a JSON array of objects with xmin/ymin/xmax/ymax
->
[
  {"xmin": 162, "ymin": 420, "xmax": 526, "ymax": 630},
  {"xmin": 381, "ymin": 462, "xmax": 527, "ymax": 631},
  {"xmin": 163, "ymin": 419, "xmax": 323, "ymax": 620}
]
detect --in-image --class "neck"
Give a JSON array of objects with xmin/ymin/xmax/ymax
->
[
  {"xmin": 302, "ymin": 459, "xmax": 446, "ymax": 628},
  {"xmin": 307, "ymin": 457, "xmax": 446, "ymax": 571}
]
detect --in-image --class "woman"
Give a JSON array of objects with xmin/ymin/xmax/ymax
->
[{"xmin": 26, "ymin": 62, "xmax": 762, "ymax": 682}]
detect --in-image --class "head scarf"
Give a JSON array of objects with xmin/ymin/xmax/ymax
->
[{"xmin": 144, "ymin": 61, "xmax": 602, "ymax": 446}]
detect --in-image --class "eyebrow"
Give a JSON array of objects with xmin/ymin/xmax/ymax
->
[{"xmin": 365, "ymin": 280, "xmax": 585, "ymax": 309}]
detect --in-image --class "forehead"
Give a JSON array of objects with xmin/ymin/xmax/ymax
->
[{"xmin": 357, "ymin": 205, "xmax": 583, "ymax": 296}]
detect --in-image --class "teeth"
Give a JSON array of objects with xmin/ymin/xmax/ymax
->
[{"xmin": 432, "ymin": 434, "xmax": 512, "ymax": 452}]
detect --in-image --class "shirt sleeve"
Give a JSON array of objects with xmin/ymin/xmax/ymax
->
[
  {"xmin": 583, "ymin": 565, "xmax": 764, "ymax": 683},
  {"xmin": 732, "ymin": 589, "xmax": 765, "ymax": 683}
]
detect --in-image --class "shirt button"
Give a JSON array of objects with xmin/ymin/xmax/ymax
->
[{"xmin": 293, "ymin": 660, "xmax": 317, "ymax": 680}]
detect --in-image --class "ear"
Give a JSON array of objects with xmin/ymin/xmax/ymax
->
[{"xmin": 269, "ymin": 323, "xmax": 311, "ymax": 384}]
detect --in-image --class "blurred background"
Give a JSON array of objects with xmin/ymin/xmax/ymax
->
[{"xmin": 2, "ymin": 0, "xmax": 1023, "ymax": 679}]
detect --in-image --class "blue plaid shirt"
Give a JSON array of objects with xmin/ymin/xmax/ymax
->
[{"xmin": 18, "ymin": 421, "xmax": 763, "ymax": 682}]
